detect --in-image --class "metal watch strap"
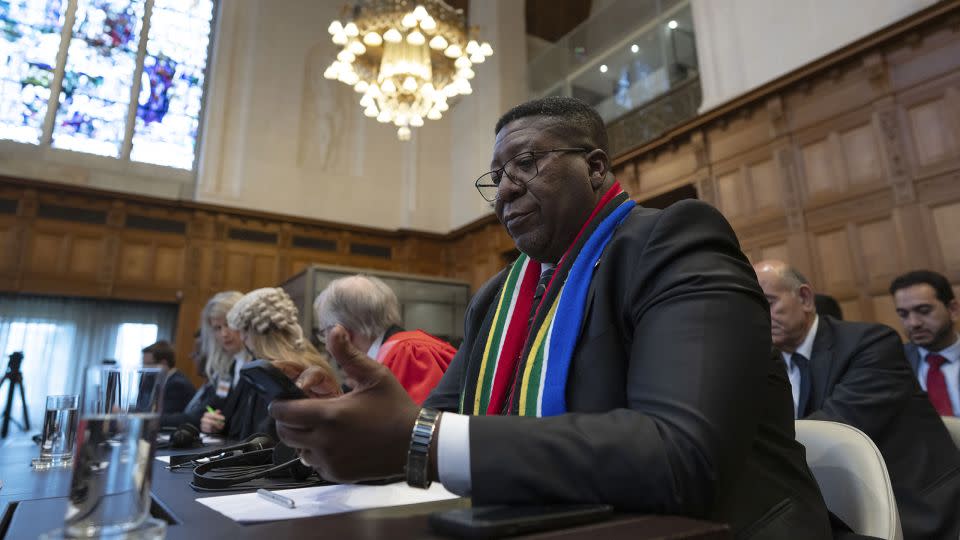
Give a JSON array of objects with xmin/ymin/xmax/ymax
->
[{"xmin": 406, "ymin": 408, "xmax": 441, "ymax": 489}]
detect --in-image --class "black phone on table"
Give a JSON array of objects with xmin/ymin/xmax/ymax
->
[
  {"xmin": 428, "ymin": 504, "xmax": 613, "ymax": 539},
  {"xmin": 239, "ymin": 359, "xmax": 307, "ymax": 401}
]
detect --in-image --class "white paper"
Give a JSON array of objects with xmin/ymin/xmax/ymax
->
[
  {"xmin": 196, "ymin": 482, "xmax": 459, "ymax": 523},
  {"xmin": 155, "ymin": 455, "xmax": 171, "ymax": 463}
]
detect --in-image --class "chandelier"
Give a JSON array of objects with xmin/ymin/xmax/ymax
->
[{"xmin": 324, "ymin": 0, "xmax": 493, "ymax": 141}]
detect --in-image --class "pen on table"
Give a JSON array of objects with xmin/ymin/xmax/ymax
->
[{"xmin": 257, "ymin": 488, "xmax": 296, "ymax": 508}]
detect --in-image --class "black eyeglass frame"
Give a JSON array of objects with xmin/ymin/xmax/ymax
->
[{"xmin": 474, "ymin": 147, "xmax": 590, "ymax": 203}]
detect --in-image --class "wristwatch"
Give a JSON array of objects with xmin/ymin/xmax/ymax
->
[{"xmin": 406, "ymin": 408, "xmax": 441, "ymax": 489}]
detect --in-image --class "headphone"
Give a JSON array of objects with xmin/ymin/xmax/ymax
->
[{"xmin": 176, "ymin": 433, "xmax": 320, "ymax": 491}]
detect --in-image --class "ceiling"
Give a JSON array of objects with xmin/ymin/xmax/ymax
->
[{"xmin": 442, "ymin": 0, "xmax": 593, "ymax": 43}]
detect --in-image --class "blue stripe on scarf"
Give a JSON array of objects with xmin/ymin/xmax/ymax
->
[{"xmin": 540, "ymin": 200, "xmax": 636, "ymax": 416}]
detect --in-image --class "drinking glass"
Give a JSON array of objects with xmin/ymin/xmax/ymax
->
[
  {"xmin": 51, "ymin": 366, "xmax": 167, "ymax": 539},
  {"xmin": 31, "ymin": 394, "xmax": 79, "ymax": 470}
]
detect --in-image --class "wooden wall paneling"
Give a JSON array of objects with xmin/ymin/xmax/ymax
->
[
  {"xmin": 800, "ymin": 136, "xmax": 844, "ymax": 199},
  {"xmin": 855, "ymin": 217, "xmax": 902, "ymax": 289},
  {"xmin": 747, "ymin": 158, "xmax": 782, "ymax": 211},
  {"xmin": 838, "ymin": 297, "xmax": 865, "ymax": 322},
  {"xmin": 813, "ymin": 227, "xmax": 858, "ymax": 296},
  {"xmin": 715, "ymin": 170, "xmax": 745, "ymax": 219},
  {"xmin": 840, "ymin": 123, "xmax": 884, "ymax": 186},
  {"xmin": 907, "ymin": 96, "xmax": 958, "ymax": 168},
  {"xmin": 931, "ymin": 199, "xmax": 960, "ymax": 274},
  {"xmin": 636, "ymin": 143, "xmax": 699, "ymax": 194}
]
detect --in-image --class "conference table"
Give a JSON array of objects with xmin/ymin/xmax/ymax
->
[{"xmin": 0, "ymin": 437, "xmax": 730, "ymax": 539}]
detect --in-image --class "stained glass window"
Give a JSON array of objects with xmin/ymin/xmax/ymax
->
[
  {"xmin": 52, "ymin": 0, "xmax": 145, "ymax": 157},
  {"xmin": 0, "ymin": 0, "xmax": 214, "ymax": 170},
  {"xmin": 0, "ymin": 0, "xmax": 68, "ymax": 144},
  {"xmin": 130, "ymin": 0, "xmax": 213, "ymax": 169}
]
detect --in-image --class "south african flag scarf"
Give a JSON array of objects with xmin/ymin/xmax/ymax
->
[{"xmin": 460, "ymin": 183, "xmax": 636, "ymax": 417}]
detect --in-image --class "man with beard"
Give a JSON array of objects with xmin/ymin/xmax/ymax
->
[
  {"xmin": 890, "ymin": 270, "xmax": 960, "ymax": 417},
  {"xmin": 756, "ymin": 260, "xmax": 960, "ymax": 539}
]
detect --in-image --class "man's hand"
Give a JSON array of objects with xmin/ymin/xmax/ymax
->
[
  {"xmin": 269, "ymin": 325, "xmax": 420, "ymax": 483},
  {"xmin": 272, "ymin": 360, "xmax": 341, "ymax": 399},
  {"xmin": 200, "ymin": 409, "xmax": 225, "ymax": 434}
]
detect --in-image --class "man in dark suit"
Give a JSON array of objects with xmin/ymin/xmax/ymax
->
[
  {"xmin": 890, "ymin": 269, "xmax": 960, "ymax": 417},
  {"xmin": 270, "ymin": 97, "xmax": 831, "ymax": 538},
  {"xmin": 755, "ymin": 260, "xmax": 960, "ymax": 539},
  {"xmin": 142, "ymin": 341, "xmax": 195, "ymax": 416}
]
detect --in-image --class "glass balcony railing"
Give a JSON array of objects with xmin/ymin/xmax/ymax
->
[{"xmin": 528, "ymin": 0, "xmax": 700, "ymax": 153}]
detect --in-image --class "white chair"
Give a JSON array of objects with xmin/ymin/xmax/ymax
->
[
  {"xmin": 942, "ymin": 415, "xmax": 960, "ymax": 450},
  {"xmin": 795, "ymin": 420, "xmax": 903, "ymax": 540}
]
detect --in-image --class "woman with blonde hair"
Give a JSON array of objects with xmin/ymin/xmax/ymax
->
[
  {"xmin": 161, "ymin": 291, "xmax": 250, "ymax": 431},
  {"xmin": 212, "ymin": 287, "xmax": 339, "ymax": 439}
]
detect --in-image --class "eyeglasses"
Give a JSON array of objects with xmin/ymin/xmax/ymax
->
[{"xmin": 474, "ymin": 147, "xmax": 589, "ymax": 202}]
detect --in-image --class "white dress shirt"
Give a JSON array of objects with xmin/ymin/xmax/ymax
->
[
  {"xmin": 367, "ymin": 332, "xmax": 386, "ymax": 361},
  {"xmin": 917, "ymin": 333, "xmax": 960, "ymax": 416},
  {"xmin": 780, "ymin": 315, "xmax": 819, "ymax": 419}
]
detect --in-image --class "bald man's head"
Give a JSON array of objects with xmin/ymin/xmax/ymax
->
[{"xmin": 754, "ymin": 260, "xmax": 817, "ymax": 353}]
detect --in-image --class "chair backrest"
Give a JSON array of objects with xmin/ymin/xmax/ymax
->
[
  {"xmin": 795, "ymin": 420, "xmax": 903, "ymax": 540},
  {"xmin": 942, "ymin": 415, "xmax": 960, "ymax": 449}
]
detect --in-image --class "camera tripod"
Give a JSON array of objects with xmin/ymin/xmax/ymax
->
[{"xmin": 1, "ymin": 351, "xmax": 29, "ymax": 438}]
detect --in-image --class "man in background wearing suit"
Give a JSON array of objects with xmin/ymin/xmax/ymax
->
[
  {"xmin": 270, "ymin": 97, "xmax": 832, "ymax": 539},
  {"xmin": 755, "ymin": 260, "xmax": 960, "ymax": 540},
  {"xmin": 142, "ymin": 341, "xmax": 195, "ymax": 415},
  {"xmin": 890, "ymin": 269, "xmax": 960, "ymax": 417}
]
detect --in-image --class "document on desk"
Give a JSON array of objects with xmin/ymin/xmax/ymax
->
[{"xmin": 196, "ymin": 482, "xmax": 459, "ymax": 523}]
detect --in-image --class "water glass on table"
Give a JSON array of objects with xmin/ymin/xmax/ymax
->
[
  {"xmin": 31, "ymin": 394, "xmax": 79, "ymax": 470},
  {"xmin": 43, "ymin": 366, "xmax": 167, "ymax": 539}
]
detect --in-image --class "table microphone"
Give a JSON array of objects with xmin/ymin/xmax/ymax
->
[{"xmin": 169, "ymin": 434, "xmax": 275, "ymax": 468}]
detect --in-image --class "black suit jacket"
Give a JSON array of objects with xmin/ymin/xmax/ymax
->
[
  {"xmin": 425, "ymin": 201, "xmax": 831, "ymax": 539},
  {"xmin": 799, "ymin": 317, "xmax": 960, "ymax": 539},
  {"xmin": 161, "ymin": 369, "xmax": 196, "ymax": 415}
]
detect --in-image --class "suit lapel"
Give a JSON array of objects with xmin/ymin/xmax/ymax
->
[
  {"xmin": 806, "ymin": 317, "xmax": 836, "ymax": 416},
  {"xmin": 904, "ymin": 343, "xmax": 922, "ymax": 374}
]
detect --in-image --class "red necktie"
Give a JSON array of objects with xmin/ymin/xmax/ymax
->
[{"xmin": 926, "ymin": 353, "xmax": 954, "ymax": 416}]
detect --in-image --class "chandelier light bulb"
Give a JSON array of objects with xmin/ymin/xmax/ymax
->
[
  {"xmin": 410, "ymin": 115, "xmax": 424, "ymax": 127},
  {"xmin": 436, "ymin": 100, "xmax": 449, "ymax": 111},
  {"xmin": 480, "ymin": 42, "xmax": 493, "ymax": 56},
  {"xmin": 337, "ymin": 49, "xmax": 355, "ymax": 63},
  {"xmin": 460, "ymin": 82, "xmax": 473, "ymax": 95},
  {"xmin": 428, "ymin": 35, "xmax": 447, "ymax": 50},
  {"xmin": 458, "ymin": 67, "xmax": 475, "ymax": 80},
  {"xmin": 328, "ymin": 20, "xmax": 343, "ymax": 35},
  {"xmin": 363, "ymin": 32, "xmax": 383, "ymax": 46},
  {"xmin": 465, "ymin": 40, "xmax": 480, "ymax": 55},
  {"xmin": 342, "ymin": 72, "xmax": 360, "ymax": 85},
  {"xmin": 397, "ymin": 126, "xmax": 412, "ymax": 141},
  {"xmin": 353, "ymin": 80, "xmax": 369, "ymax": 93},
  {"xmin": 323, "ymin": 65, "xmax": 338, "ymax": 79},
  {"xmin": 360, "ymin": 94, "xmax": 374, "ymax": 107},
  {"xmin": 383, "ymin": 28, "xmax": 403, "ymax": 43},
  {"xmin": 332, "ymin": 32, "xmax": 348, "ymax": 45},
  {"xmin": 348, "ymin": 40, "xmax": 366, "ymax": 55},
  {"xmin": 420, "ymin": 16, "xmax": 436, "ymax": 31},
  {"xmin": 364, "ymin": 106, "xmax": 378, "ymax": 117},
  {"xmin": 402, "ymin": 13, "xmax": 418, "ymax": 28},
  {"xmin": 443, "ymin": 83, "xmax": 459, "ymax": 97},
  {"xmin": 470, "ymin": 53, "xmax": 485, "ymax": 64},
  {"xmin": 443, "ymin": 44, "xmax": 462, "ymax": 58},
  {"xmin": 382, "ymin": 79, "xmax": 397, "ymax": 94},
  {"xmin": 454, "ymin": 55, "xmax": 471, "ymax": 69},
  {"xmin": 412, "ymin": 5, "xmax": 429, "ymax": 20},
  {"xmin": 344, "ymin": 22, "xmax": 359, "ymax": 37},
  {"xmin": 427, "ymin": 109, "xmax": 442, "ymax": 120},
  {"xmin": 369, "ymin": 83, "xmax": 381, "ymax": 96},
  {"xmin": 402, "ymin": 76, "xmax": 418, "ymax": 92},
  {"xmin": 406, "ymin": 30, "xmax": 425, "ymax": 46}
]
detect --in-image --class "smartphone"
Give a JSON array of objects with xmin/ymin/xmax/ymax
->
[
  {"xmin": 428, "ymin": 504, "xmax": 613, "ymax": 539},
  {"xmin": 240, "ymin": 359, "xmax": 307, "ymax": 401}
]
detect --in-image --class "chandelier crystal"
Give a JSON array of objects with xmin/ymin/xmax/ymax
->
[{"xmin": 325, "ymin": 0, "xmax": 493, "ymax": 141}]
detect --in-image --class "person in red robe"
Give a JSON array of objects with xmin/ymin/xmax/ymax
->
[{"xmin": 314, "ymin": 275, "xmax": 455, "ymax": 404}]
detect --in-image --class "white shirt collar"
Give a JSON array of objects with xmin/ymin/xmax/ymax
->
[
  {"xmin": 367, "ymin": 331, "xmax": 387, "ymax": 359},
  {"xmin": 782, "ymin": 315, "xmax": 819, "ymax": 366},
  {"xmin": 919, "ymin": 332, "xmax": 960, "ymax": 365}
]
